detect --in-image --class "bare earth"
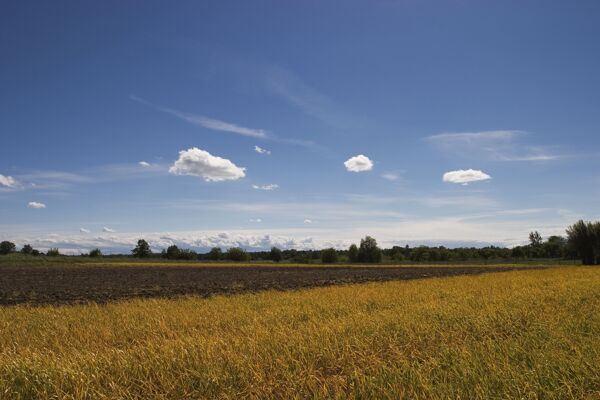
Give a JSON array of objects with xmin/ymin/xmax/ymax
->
[{"xmin": 0, "ymin": 264, "xmax": 538, "ymax": 306}]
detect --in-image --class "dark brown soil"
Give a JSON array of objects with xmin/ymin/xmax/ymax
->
[{"xmin": 0, "ymin": 265, "xmax": 536, "ymax": 306}]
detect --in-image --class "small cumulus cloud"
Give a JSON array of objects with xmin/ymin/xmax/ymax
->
[
  {"xmin": 28, "ymin": 201, "xmax": 46, "ymax": 209},
  {"xmin": 102, "ymin": 227, "xmax": 116, "ymax": 233},
  {"xmin": 80, "ymin": 228, "xmax": 91, "ymax": 234},
  {"xmin": 254, "ymin": 145, "xmax": 271, "ymax": 155},
  {"xmin": 344, "ymin": 155, "xmax": 373, "ymax": 172},
  {"xmin": 249, "ymin": 218, "xmax": 262, "ymax": 223},
  {"xmin": 169, "ymin": 147, "xmax": 246, "ymax": 182},
  {"xmin": 443, "ymin": 169, "xmax": 491, "ymax": 185},
  {"xmin": 138, "ymin": 161, "xmax": 151, "ymax": 167},
  {"xmin": 303, "ymin": 219, "xmax": 313, "ymax": 224},
  {"xmin": 0, "ymin": 174, "xmax": 19, "ymax": 188},
  {"xmin": 252, "ymin": 184, "xmax": 279, "ymax": 191}
]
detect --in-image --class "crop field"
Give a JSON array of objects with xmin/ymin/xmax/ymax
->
[
  {"xmin": 0, "ymin": 261, "xmax": 537, "ymax": 306},
  {"xmin": 0, "ymin": 266, "xmax": 598, "ymax": 399}
]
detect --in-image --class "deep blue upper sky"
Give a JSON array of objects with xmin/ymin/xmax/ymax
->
[{"xmin": 1, "ymin": 0, "xmax": 599, "ymax": 252}]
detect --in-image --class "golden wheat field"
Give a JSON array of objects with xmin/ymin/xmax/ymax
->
[{"xmin": 0, "ymin": 266, "xmax": 599, "ymax": 399}]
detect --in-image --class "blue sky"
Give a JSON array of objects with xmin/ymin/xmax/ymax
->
[{"xmin": 1, "ymin": 0, "xmax": 599, "ymax": 253}]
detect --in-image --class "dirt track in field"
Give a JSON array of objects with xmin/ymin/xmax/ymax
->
[{"xmin": 0, "ymin": 265, "xmax": 536, "ymax": 306}]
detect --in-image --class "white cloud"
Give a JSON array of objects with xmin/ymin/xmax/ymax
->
[
  {"xmin": 252, "ymin": 184, "xmax": 279, "ymax": 191},
  {"xmin": 80, "ymin": 228, "xmax": 91, "ymax": 234},
  {"xmin": 28, "ymin": 201, "xmax": 46, "ymax": 209},
  {"xmin": 249, "ymin": 218, "xmax": 262, "ymax": 223},
  {"xmin": 443, "ymin": 169, "xmax": 491, "ymax": 185},
  {"xmin": 130, "ymin": 96, "xmax": 266, "ymax": 139},
  {"xmin": 427, "ymin": 130, "xmax": 561, "ymax": 162},
  {"xmin": 0, "ymin": 174, "xmax": 18, "ymax": 188},
  {"xmin": 254, "ymin": 145, "xmax": 271, "ymax": 155},
  {"xmin": 381, "ymin": 172, "xmax": 399, "ymax": 181},
  {"xmin": 169, "ymin": 147, "xmax": 246, "ymax": 182},
  {"xmin": 266, "ymin": 66, "xmax": 357, "ymax": 128},
  {"xmin": 191, "ymin": 116, "xmax": 267, "ymax": 138},
  {"xmin": 344, "ymin": 155, "xmax": 374, "ymax": 172},
  {"xmin": 138, "ymin": 161, "xmax": 151, "ymax": 167},
  {"xmin": 303, "ymin": 219, "xmax": 313, "ymax": 224},
  {"xmin": 102, "ymin": 227, "xmax": 116, "ymax": 233}
]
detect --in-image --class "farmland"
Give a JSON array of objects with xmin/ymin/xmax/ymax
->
[
  {"xmin": 0, "ymin": 260, "xmax": 537, "ymax": 306},
  {"xmin": 0, "ymin": 266, "xmax": 599, "ymax": 399}
]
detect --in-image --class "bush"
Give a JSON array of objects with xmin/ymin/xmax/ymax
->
[
  {"xmin": 20, "ymin": 244, "xmax": 34, "ymax": 255},
  {"xmin": 321, "ymin": 248, "xmax": 338, "ymax": 264}
]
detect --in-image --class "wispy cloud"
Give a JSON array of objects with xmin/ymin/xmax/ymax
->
[
  {"xmin": 252, "ymin": 184, "xmax": 279, "ymax": 191},
  {"xmin": 28, "ymin": 201, "xmax": 46, "ymax": 209},
  {"xmin": 254, "ymin": 145, "xmax": 271, "ymax": 155},
  {"xmin": 131, "ymin": 95, "xmax": 266, "ymax": 138},
  {"xmin": 381, "ymin": 172, "xmax": 400, "ymax": 181},
  {"xmin": 102, "ymin": 227, "xmax": 116, "ymax": 233},
  {"xmin": 266, "ymin": 66, "xmax": 358, "ymax": 128},
  {"xmin": 427, "ymin": 130, "xmax": 562, "ymax": 162},
  {"xmin": 131, "ymin": 95, "xmax": 322, "ymax": 150}
]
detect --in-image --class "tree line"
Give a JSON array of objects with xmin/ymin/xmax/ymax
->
[{"xmin": 2, "ymin": 220, "xmax": 599, "ymax": 264}]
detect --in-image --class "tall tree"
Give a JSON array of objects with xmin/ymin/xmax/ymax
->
[
  {"xmin": 270, "ymin": 247, "xmax": 282, "ymax": 262},
  {"xmin": 358, "ymin": 236, "xmax": 382, "ymax": 263},
  {"xmin": 348, "ymin": 244, "xmax": 358, "ymax": 262},
  {"xmin": 566, "ymin": 220, "xmax": 595, "ymax": 265},
  {"xmin": 132, "ymin": 239, "xmax": 152, "ymax": 258}
]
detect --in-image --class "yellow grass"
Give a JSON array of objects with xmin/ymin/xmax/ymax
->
[{"xmin": 1, "ymin": 267, "xmax": 599, "ymax": 399}]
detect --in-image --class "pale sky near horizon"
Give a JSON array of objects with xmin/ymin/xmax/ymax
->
[{"xmin": 1, "ymin": 1, "xmax": 599, "ymax": 253}]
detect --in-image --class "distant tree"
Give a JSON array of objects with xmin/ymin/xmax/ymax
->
[
  {"xmin": 176, "ymin": 249, "xmax": 197, "ymax": 260},
  {"xmin": 0, "ymin": 241, "xmax": 16, "ymax": 255},
  {"xmin": 348, "ymin": 244, "xmax": 358, "ymax": 262},
  {"xmin": 529, "ymin": 231, "xmax": 543, "ymax": 247},
  {"xmin": 46, "ymin": 248, "xmax": 60, "ymax": 256},
  {"xmin": 207, "ymin": 247, "xmax": 222, "ymax": 261},
  {"xmin": 226, "ymin": 247, "xmax": 249, "ymax": 262},
  {"xmin": 89, "ymin": 248, "xmax": 102, "ymax": 258},
  {"xmin": 321, "ymin": 248, "xmax": 338, "ymax": 264},
  {"xmin": 270, "ymin": 247, "xmax": 282, "ymax": 262},
  {"xmin": 358, "ymin": 236, "xmax": 382, "ymax": 263},
  {"xmin": 543, "ymin": 236, "xmax": 567, "ymax": 258},
  {"xmin": 20, "ymin": 244, "xmax": 33, "ymax": 255},
  {"xmin": 165, "ymin": 245, "xmax": 181, "ymax": 260},
  {"xmin": 31, "ymin": 249, "xmax": 41, "ymax": 256},
  {"xmin": 132, "ymin": 239, "xmax": 152, "ymax": 258},
  {"xmin": 566, "ymin": 220, "xmax": 596, "ymax": 265},
  {"xmin": 511, "ymin": 246, "xmax": 526, "ymax": 259}
]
